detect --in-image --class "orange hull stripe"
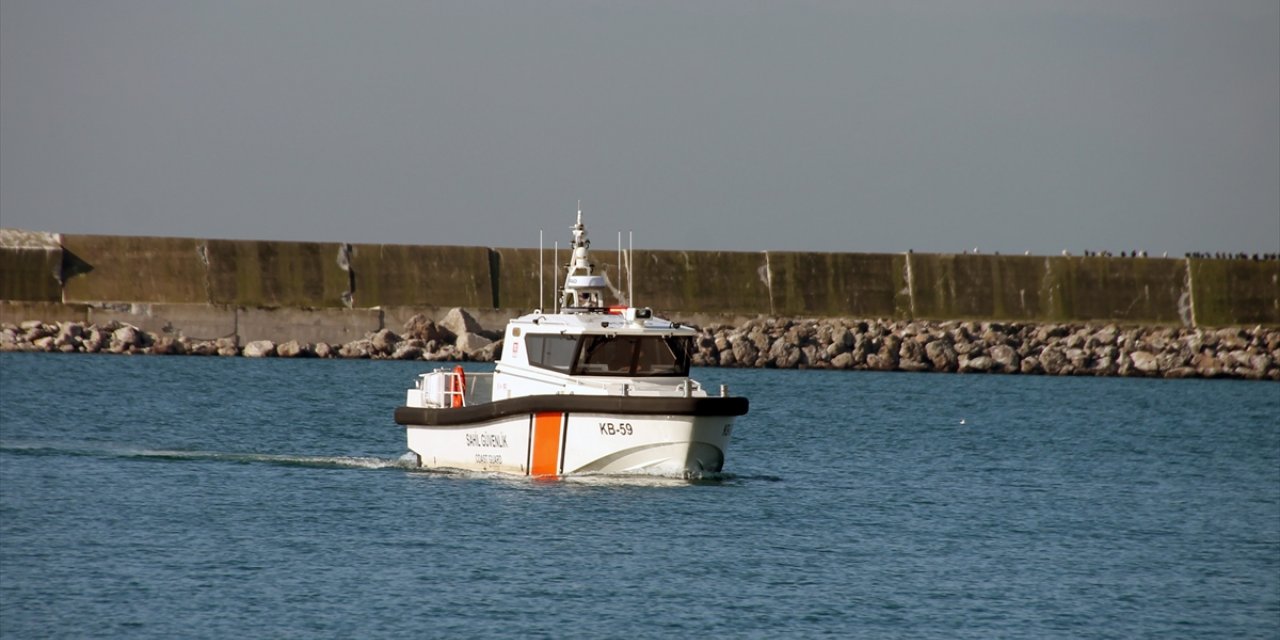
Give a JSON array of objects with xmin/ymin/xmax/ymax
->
[{"xmin": 531, "ymin": 412, "xmax": 563, "ymax": 476}]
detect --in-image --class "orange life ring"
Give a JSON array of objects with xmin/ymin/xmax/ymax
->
[{"xmin": 450, "ymin": 365, "xmax": 466, "ymax": 408}]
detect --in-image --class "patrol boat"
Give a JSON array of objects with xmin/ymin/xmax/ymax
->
[{"xmin": 394, "ymin": 209, "xmax": 749, "ymax": 477}]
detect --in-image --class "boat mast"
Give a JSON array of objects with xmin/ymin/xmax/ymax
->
[{"xmin": 559, "ymin": 202, "xmax": 609, "ymax": 312}]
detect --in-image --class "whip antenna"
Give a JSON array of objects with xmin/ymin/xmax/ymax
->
[{"xmin": 539, "ymin": 229, "xmax": 544, "ymax": 312}]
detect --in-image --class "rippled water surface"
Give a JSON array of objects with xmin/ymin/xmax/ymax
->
[{"xmin": 2, "ymin": 353, "xmax": 1277, "ymax": 638}]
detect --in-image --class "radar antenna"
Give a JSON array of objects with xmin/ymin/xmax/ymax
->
[{"xmin": 559, "ymin": 202, "xmax": 609, "ymax": 311}]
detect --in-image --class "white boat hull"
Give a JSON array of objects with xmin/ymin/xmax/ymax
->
[{"xmin": 404, "ymin": 411, "xmax": 735, "ymax": 477}]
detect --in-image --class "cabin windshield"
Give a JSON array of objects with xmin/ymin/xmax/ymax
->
[
  {"xmin": 525, "ymin": 334, "xmax": 579, "ymax": 374},
  {"xmin": 575, "ymin": 335, "xmax": 691, "ymax": 377},
  {"xmin": 524, "ymin": 333, "xmax": 692, "ymax": 377}
]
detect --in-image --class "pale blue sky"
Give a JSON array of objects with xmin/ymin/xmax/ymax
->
[{"xmin": 2, "ymin": 1, "xmax": 1277, "ymax": 255}]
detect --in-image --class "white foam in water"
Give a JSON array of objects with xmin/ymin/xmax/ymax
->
[
  {"xmin": 0, "ymin": 443, "xmax": 417, "ymax": 471},
  {"xmin": 134, "ymin": 449, "xmax": 416, "ymax": 470}
]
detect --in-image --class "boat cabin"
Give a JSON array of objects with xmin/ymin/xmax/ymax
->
[{"xmin": 518, "ymin": 330, "xmax": 691, "ymax": 377}]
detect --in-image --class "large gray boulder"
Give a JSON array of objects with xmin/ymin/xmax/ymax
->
[
  {"xmin": 776, "ymin": 343, "xmax": 802, "ymax": 369},
  {"xmin": 402, "ymin": 314, "xmax": 448, "ymax": 344},
  {"xmin": 21, "ymin": 321, "xmax": 52, "ymax": 342},
  {"xmin": 830, "ymin": 352, "xmax": 854, "ymax": 370},
  {"xmin": 474, "ymin": 339, "xmax": 503, "ymax": 362},
  {"xmin": 56, "ymin": 323, "xmax": 85, "ymax": 348},
  {"xmin": 925, "ymin": 339, "xmax": 958, "ymax": 371},
  {"xmin": 988, "ymin": 344, "xmax": 1020, "ymax": 372},
  {"xmin": 109, "ymin": 326, "xmax": 141, "ymax": 353},
  {"xmin": 428, "ymin": 344, "xmax": 461, "ymax": 361},
  {"xmin": 277, "ymin": 340, "xmax": 310, "ymax": 358},
  {"xmin": 960, "ymin": 355, "xmax": 993, "ymax": 373},
  {"xmin": 898, "ymin": 340, "xmax": 928, "ymax": 371},
  {"xmin": 371, "ymin": 329, "xmax": 400, "ymax": 355},
  {"xmin": 216, "ymin": 337, "xmax": 239, "ymax": 357},
  {"xmin": 731, "ymin": 338, "xmax": 759, "ymax": 367},
  {"xmin": 1251, "ymin": 353, "xmax": 1274, "ymax": 373},
  {"xmin": 718, "ymin": 349, "xmax": 737, "ymax": 367},
  {"xmin": 455, "ymin": 332, "xmax": 494, "ymax": 357},
  {"xmin": 1065, "ymin": 348, "xmax": 1089, "ymax": 370},
  {"xmin": 1039, "ymin": 347, "xmax": 1067, "ymax": 374},
  {"xmin": 148, "ymin": 336, "xmax": 183, "ymax": 355},
  {"xmin": 82, "ymin": 328, "xmax": 107, "ymax": 353},
  {"xmin": 339, "ymin": 340, "xmax": 374, "ymax": 359},
  {"xmin": 187, "ymin": 340, "xmax": 219, "ymax": 356},
  {"xmin": 1091, "ymin": 356, "xmax": 1118, "ymax": 376},
  {"xmin": 1129, "ymin": 350, "xmax": 1160, "ymax": 374},
  {"xmin": 439, "ymin": 308, "xmax": 484, "ymax": 341},
  {"xmin": 242, "ymin": 340, "xmax": 277, "ymax": 358},
  {"xmin": 863, "ymin": 354, "xmax": 888, "ymax": 371},
  {"xmin": 828, "ymin": 326, "xmax": 853, "ymax": 355},
  {"xmin": 767, "ymin": 335, "xmax": 791, "ymax": 361},
  {"xmin": 390, "ymin": 343, "xmax": 424, "ymax": 360}
]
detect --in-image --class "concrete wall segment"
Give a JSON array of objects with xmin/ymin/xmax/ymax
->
[
  {"xmin": 0, "ymin": 229, "xmax": 64, "ymax": 301},
  {"xmin": 205, "ymin": 239, "xmax": 351, "ymax": 308},
  {"xmin": 0, "ymin": 301, "xmax": 88, "ymax": 325},
  {"xmin": 88, "ymin": 303, "xmax": 237, "ymax": 340},
  {"xmin": 906, "ymin": 254, "xmax": 993, "ymax": 320},
  {"xmin": 767, "ymin": 252, "xmax": 900, "ymax": 318},
  {"xmin": 491, "ymin": 248, "xmax": 546, "ymax": 312},
  {"xmin": 350, "ymin": 244, "xmax": 493, "ymax": 309},
  {"xmin": 236, "ymin": 307, "xmax": 383, "ymax": 344},
  {"xmin": 0, "ymin": 247, "xmax": 63, "ymax": 301},
  {"xmin": 1058, "ymin": 256, "xmax": 1185, "ymax": 324},
  {"xmin": 1189, "ymin": 259, "xmax": 1280, "ymax": 327},
  {"xmin": 633, "ymin": 250, "xmax": 772, "ymax": 317},
  {"xmin": 60, "ymin": 234, "xmax": 209, "ymax": 304}
]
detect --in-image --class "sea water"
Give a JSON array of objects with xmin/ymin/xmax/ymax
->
[{"xmin": 1, "ymin": 353, "xmax": 1277, "ymax": 639}]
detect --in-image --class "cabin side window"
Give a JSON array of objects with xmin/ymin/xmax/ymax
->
[
  {"xmin": 636, "ymin": 336, "xmax": 691, "ymax": 376},
  {"xmin": 524, "ymin": 334, "xmax": 579, "ymax": 374},
  {"xmin": 575, "ymin": 335, "xmax": 691, "ymax": 377}
]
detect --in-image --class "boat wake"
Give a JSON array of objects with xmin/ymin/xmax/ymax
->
[{"xmin": 0, "ymin": 440, "xmax": 417, "ymax": 471}]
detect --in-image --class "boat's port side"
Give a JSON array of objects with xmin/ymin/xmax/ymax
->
[
  {"xmin": 395, "ymin": 394, "xmax": 748, "ymax": 426},
  {"xmin": 402, "ymin": 409, "xmax": 739, "ymax": 477},
  {"xmin": 405, "ymin": 414, "xmax": 531, "ymax": 475}
]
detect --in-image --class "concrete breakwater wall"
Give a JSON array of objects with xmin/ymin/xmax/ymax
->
[
  {"xmin": 3, "ymin": 313, "xmax": 1277, "ymax": 381},
  {"xmin": 5, "ymin": 229, "xmax": 1275, "ymax": 380},
  {"xmin": 2, "ymin": 229, "xmax": 1278, "ymax": 332}
]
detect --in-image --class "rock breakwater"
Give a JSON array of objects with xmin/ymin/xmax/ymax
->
[
  {"xmin": 0, "ymin": 309, "xmax": 502, "ymax": 363},
  {"xmin": 3, "ymin": 310, "xmax": 1277, "ymax": 381},
  {"xmin": 689, "ymin": 318, "xmax": 1279, "ymax": 381}
]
